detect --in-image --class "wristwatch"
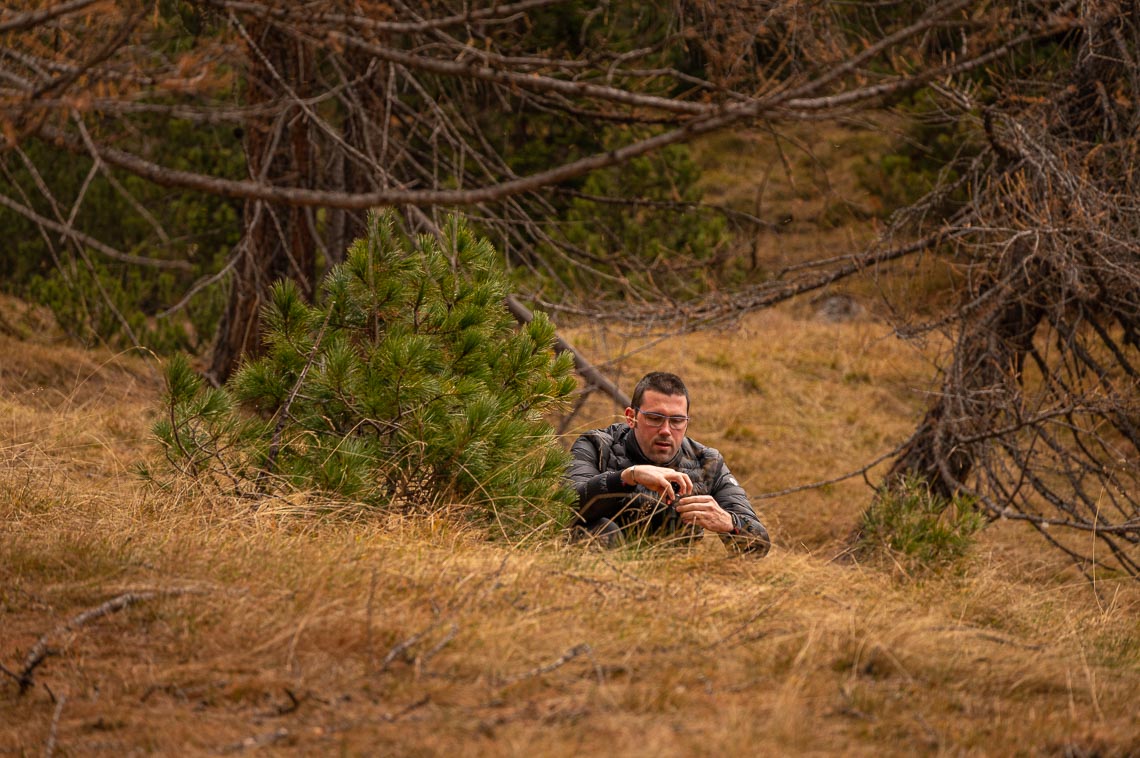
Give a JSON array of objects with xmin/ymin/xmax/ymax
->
[{"xmin": 729, "ymin": 512, "xmax": 741, "ymax": 535}]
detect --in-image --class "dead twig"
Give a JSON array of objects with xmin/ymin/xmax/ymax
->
[
  {"xmin": 381, "ymin": 694, "xmax": 431, "ymax": 722},
  {"xmin": 927, "ymin": 624, "xmax": 1046, "ymax": 651},
  {"xmin": 365, "ymin": 567, "xmax": 378, "ymax": 675},
  {"xmin": 708, "ymin": 599, "xmax": 781, "ymax": 650},
  {"xmin": 275, "ymin": 688, "xmax": 301, "ymax": 716},
  {"xmin": 380, "ymin": 627, "xmax": 431, "ymax": 673},
  {"xmin": 0, "ymin": 661, "xmax": 22, "ymax": 685},
  {"xmin": 498, "ymin": 643, "xmax": 593, "ymax": 686},
  {"xmin": 378, "ymin": 556, "xmax": 509, "ymax": 674},
  {"xmin": 219, "ymin": 727, "xmax": 290, "ymax": 754},
  {"xmin": 43, "ymin": 693, "xmax": 66, "ymax": 758},
  {"xmin": 416, "ymin": 622, "xmax": 458, "ymax": 674}
]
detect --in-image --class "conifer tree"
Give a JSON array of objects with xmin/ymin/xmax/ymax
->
[{"xmin": 153, "ymin": 211, "xmax": 577, "ymax": 532}]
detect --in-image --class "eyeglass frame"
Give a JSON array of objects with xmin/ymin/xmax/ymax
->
[{"xmin": 633, "ymin": 407, "xmax": 691, "ymax": 430}]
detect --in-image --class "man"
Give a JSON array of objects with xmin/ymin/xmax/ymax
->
[{"xmin": 566, "ymin": 372, "xmax": 770, "ymax": 555}]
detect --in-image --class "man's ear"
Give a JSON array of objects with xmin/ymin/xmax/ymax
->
[{"xmin": 624, "ymin": 406, "xmax": 636, "ymax": 426}]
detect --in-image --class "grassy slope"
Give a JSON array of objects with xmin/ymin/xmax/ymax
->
[{"xmin": 2, "ymin": 291, "xmax": 1139, "ymax": 756}]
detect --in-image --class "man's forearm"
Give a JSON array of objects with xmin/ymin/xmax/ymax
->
[{"xmin": 574, "ymin": 470, "xmax": 632, "ymax": 524}]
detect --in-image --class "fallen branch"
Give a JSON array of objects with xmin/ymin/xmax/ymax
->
[
  {"xmin": 17, "ymin": 589, "xmax": 199, "ymax": 695},
  {"xmin": 505, "ymin": 295, "xmax": 631, "ymax": 409},
  {"xmin": 498, "ymin": 643, "xmax": 593, "ymax": 686}
]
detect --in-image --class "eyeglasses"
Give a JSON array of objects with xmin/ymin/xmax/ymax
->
[{"xmin": 635, "ymin": 408, "xmax": 690, "ymax": 430}]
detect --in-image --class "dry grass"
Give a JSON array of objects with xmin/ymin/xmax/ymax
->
[{"xmin": 3, "ymin": 301, "xmax": 1140, "ymax": 757}]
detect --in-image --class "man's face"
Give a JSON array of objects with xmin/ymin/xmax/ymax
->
[{"xmin": 625, "ymin": 389, "xmax": 689, "ymax": 465}]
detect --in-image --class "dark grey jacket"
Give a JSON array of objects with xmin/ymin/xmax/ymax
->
[{"xmin": 567, "ymin": 422, "xmax": 770, "ymax": 554}]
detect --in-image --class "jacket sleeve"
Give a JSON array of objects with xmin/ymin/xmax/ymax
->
[
  {"xmin": 566, "ymin": 432, "xmax": 635, "ymax": 526},
  {"xmin": 708, "ymin": 458, "xmax": 771, "ymax": 556}
]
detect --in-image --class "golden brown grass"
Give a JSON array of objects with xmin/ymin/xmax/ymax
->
[{"xmin": 3, "ymin": 300, "xmax": 1140, "ymax": 757}]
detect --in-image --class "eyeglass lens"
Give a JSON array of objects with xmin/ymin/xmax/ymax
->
[{"xmin": 639, "ymin": 410, "xmax": 689, "ymax": 429}]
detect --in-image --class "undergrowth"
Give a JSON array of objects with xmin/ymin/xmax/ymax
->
[{"xmin": 857, "ymin": 475, "xmax": 986, "ymax": 573}]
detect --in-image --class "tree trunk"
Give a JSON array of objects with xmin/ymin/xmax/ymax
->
[
  {"xmin": 884, "ymin": 287, "xmax": 1046, "ymax": 498},
  {"xmin": 206, "ymin": 24, "xmax": 318, "ymax": 385}
]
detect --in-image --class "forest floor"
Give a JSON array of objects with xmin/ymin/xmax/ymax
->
[{"xmin": 3, "ymin": 287, "xmax": 1139, "ymax": 756}]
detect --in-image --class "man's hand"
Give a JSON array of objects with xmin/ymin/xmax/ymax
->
[
  {"xmin": 674, "ymin": 496, "xmax": 734, "ymax": 533},
  {"xmin": 622, "ymin": 464, "xmax": 691, "ymax": 501}
]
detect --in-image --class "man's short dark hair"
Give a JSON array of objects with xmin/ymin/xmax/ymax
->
[{"xmin": 631, "ymin": 372, "xmax": 690, "ymax": 412}]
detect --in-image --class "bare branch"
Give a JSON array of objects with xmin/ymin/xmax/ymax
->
[
  {"xmin": 0, "ymin": 191, "xmax": 191, "ymax": 270},
  {"xmin": 38, "ymin": 110, "xmax": 748, "ymax": 207},
  {"xmin": 0, "ymin": 0, "xmax": 101, "ymax": 35}
]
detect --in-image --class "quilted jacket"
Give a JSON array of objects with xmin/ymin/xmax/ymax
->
[{"xmin": 566, "ymin": 423, "xmax": 770, "ymax": 554}]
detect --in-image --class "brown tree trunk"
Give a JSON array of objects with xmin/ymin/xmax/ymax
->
[
  {"xmin": 206, "ymin": 24, "xmax": 318, "ymax": 385},
  {"xmin": 840, "ymin": 289, "xmax": 1046, "ymax": 555},
  {"xmin": 885, "ymin": 291, "xmax": 1046, "ymax": 499},
  {"xmin": 320, "ymin": 50, "xmax": 378, "ymax": 270}
]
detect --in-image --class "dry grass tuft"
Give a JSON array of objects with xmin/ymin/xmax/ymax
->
[{"xmin": 3, "ymin": 306, "xmax": 1140, "ymax": 756}]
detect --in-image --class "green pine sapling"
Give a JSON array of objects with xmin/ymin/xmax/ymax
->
[{"xmin": 153, "ymin": 211, "xmax": 577, "ymax": 533}]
